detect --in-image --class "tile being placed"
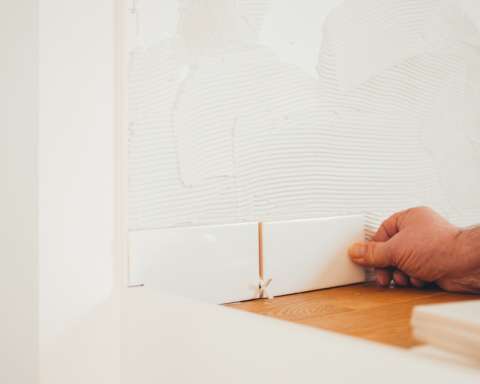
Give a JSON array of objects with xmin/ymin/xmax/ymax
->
[
  {"xmin": 128, "ymin": 223, "xmax": 259, "ymax": 304},
  {"xmin": 262, "ymin": 215, "xmax": 366, "ymax": 297}
]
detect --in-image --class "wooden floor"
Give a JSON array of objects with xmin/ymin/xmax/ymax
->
[{"xmin": 226, "ymin": 282, "xmax": 477, "ymax": 348}]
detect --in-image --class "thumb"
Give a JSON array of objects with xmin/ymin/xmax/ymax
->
[{"xmin": 348, "ymin": 241, "xmax": 393, "ymax": 268}]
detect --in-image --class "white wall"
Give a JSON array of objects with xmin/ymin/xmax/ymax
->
[
  {"xmin": 0, "ymin": 1, "xmax": 39, "ymax": 383},
  {"xmin": 126, "ymin": 0, "xmax": 480, "ymax": 300},
  {"xmin": 128, "ymin": 0, "xmax": 480, "ymax": 235},
  {"xmin": 1, "ymin": 1, "xmax": 120, "ymax": 381},
  {"xmin": 38, "ymin": 0, "xmax": 119, "ymax": 382}
]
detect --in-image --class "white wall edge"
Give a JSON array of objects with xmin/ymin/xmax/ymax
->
[{"xmin": 115, "ymin": 0, "xmax": 131, "ymax": 290}]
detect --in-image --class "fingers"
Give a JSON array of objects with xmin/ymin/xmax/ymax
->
[
  {"xmin": 375, "ymin": 268, "xmax": 392, "ymax": 286},
  {"xmin": 348, "ymin": 241, "xmax": 392, "ymax": 268},
  {"xmin": 393, "ymin": 270, "xmax": 409, "ymax": 286},
  {"xmin": 375, "ymin": 269, "xmax": 425, "ymax": 288},
  {"xmin": 371, "ymin": 211, "xmax": 405, "ymax": 242},
  {"xmin": 410, "ymin": 277, "xmax": 426, "ymax": 288},
  {"xmin": 374, "ymin": 268, "xmax": 408, "ymax": 287}
]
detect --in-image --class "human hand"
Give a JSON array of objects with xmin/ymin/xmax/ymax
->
[{"xmin": 348, "ymin": 207, "xmax": 480, "ymax": 293}]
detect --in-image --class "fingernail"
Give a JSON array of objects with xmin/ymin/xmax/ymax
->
[
  {"xmin": 348, "ymin": 242, "xmax": 368, "ymax": 262},
  {"xmin": 377, "ymin": 275, "xmax": 389, "ymax": 286}
]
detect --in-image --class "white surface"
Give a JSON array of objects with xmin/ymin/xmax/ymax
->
[
  {"xmin": 258, "ymin": 0, "xmax": 341, "ymax": 78},
  {"xmin": 412, "ymin": 345, "xmax": 480, "ymax": 370},
  {"xmin": 122, "ymin": 287, "xmax": 480, "ymax": 383},
  {"xmin": 413, "ymin": 300, "xmax": 480, "ymax": 332},
  {"xmin": 38, "ymin": 0, "xmax": 120, "ymax": 383},
  {"xmin": 262, "ymin": 215, "xmax": 365, "ymax": 296},
  {"xmin": 129, "ymin": 216, "xmax": 366, "ymax": 301},
  {"xmin": 412, "ymin": 300, "xmax": 480, "ymax": 361},
  {"xmin": 127, "ymin": 0, "xmax": 480, "ymax": 301},
  {"xmin": 129, "ymin": 223, "xmax": 259, "ymax": 303},
  {"xmin": 413, "ymin": 322, "xmax": 480, "ymax": 360},
  {"xmin": 128, "ymin": 0, "xmax": 480, "ymax": 238},
  {"xmin": 326, "ymin": 0, "xmax": 428, "ymax": 91},
  {"xmin": 0, "ymin": 1, "xmax": 38, "ymax": 382}
]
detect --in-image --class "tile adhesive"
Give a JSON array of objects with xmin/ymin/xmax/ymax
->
[{"xmin": 128, "ymin": 0, "xmax": 480, "ymax": 237}]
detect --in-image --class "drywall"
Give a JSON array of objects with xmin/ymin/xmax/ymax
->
[
  {"xmin": 2, "ymin": 2, "xmax": 119, "ymax": 382},
  {"xmin": 0, "ymin": 1, "xmax": 38, "ymax": 382},
  {"xmin": 38, "ymin": 0, "xmax": 119, "ymax": 383},
  {"xmin": 128, "ymin": 0, "xmax": 480, "ymax": 239}
]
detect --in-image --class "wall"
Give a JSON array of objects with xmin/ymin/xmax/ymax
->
[
  {"xmin": 128, "ymin": 0, "xmax": 480, "ymax": 236},
  {"xmin": 1, "ymin": 1, "xmax": 120, "ymax": 382},
  {"xmin": 38, "ymin": 0, "xmax": 119, "ymax": 382},
  {"xmin": 0, "ymin": 1, "xmax": 39, "ymax": 382}
]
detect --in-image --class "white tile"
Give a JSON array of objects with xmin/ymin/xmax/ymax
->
[
  {"xmin": 128, "ymin": 223, "xmax": 259, "ymax": 304},
  {"xmin": 262, "ymin": 215, "xmax": 366, "ymax": 296},
  {"xmin": 412, "ymin": 300, "xmax": 480, "ymax": 361},
  {"xmin": 413, "ymin": 301, "xmax": 480, "ymax": 331},
  {"xmin": 411, "ymin": 345, "xmax": 480, "ymax": 370}
]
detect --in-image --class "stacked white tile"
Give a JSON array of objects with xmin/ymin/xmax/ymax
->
[{"xmin": 412, "ymin": 300, "xmax": 480, "ymax": 361}]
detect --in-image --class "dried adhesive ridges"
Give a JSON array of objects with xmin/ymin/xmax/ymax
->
[{"xmin": 128, "ymin": 0, "xmax": 480, "ymax": 232}]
